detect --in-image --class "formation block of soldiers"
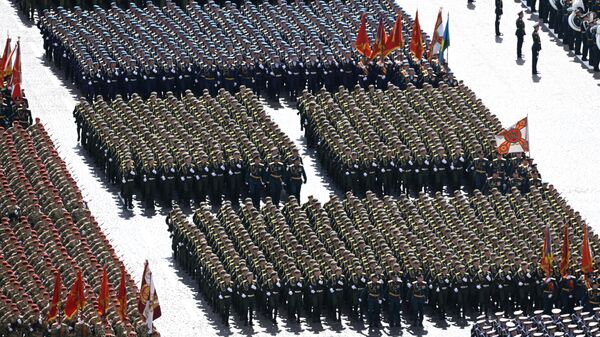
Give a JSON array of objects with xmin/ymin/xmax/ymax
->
[
  {"xmin": 0, "ymin": 121, "xmax": 147, "ymax": 336},
  {"xmin": 38, "ymin": 0, "xmax": 453, "ymax": 102},
  {"xmin": 167, "ymin": 180, "xmax": 600, "ymax": 330},
  {"xmin": 74, "ymin": 88, "xmax": 308, "ymax": 209}
]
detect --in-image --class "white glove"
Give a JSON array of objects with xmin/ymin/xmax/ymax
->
[
  {"xmin": 526, "ymin": 273, "xmax": 531, "ymax": 278},
  {"xmin": 241, "ymin": 293, "xmax": 247, "ymax": 298},
  {"xmin": 180, "ymin": 177, "xmax": 185, "ymax": 181},
  {"xmin": 363, "ymin": 172, "xmax": 367, "ymax": 177},
  {"xmin": 288, "ymin": 290, "xmax": 293, "ymax": 295},
  {"xmin": 143, "ymin": 178, "xmax": 147, "ymax": 182},
  {"xmin": 548, "ymin": 294, "xmax": 553, "ymax": 298},
  {"xmin": 121, "ymin": 178, "xmax": 126, "ymax": 183},
  {"xmin": 454, "ymin": 288, "xmax": 458, "ymax": 293},
  {"xmin": 337, "ymin": 281, "xmax": 343, "ymax": 286},
  {"xmin": 462, "ymin": 277, "xmax": 467, "ymax": 282},
  {"xmin": 297, "ymin": 282, "xmax": 302, "ymax": 287},
  {"xmin": 219, "ymin": 294, "xmax": 223, "ymax": 299},
  {"xmin": 211, "ymin": 172, "xmax": 216, "ymax": 177},
  {"xmin": 476, "ymin": 285, "xmax": 481, "ymax": 289},
  {"xmin": 351, "ymin": 285, "xmax": 356, "ymax": 290},
  {"xmin": 266, "ymin": 292, "xmax": 271, "ymax": 296},
  {"xmin": 330, "ymin": 288, "xmax": 334, "ymax": 293},
  {"xmin": 506, "ymin": 275, "xmax": 511, "ymax": 281},
  {"xmin": 498, "ymin": 285, "xmax": 503, "ymax": 289},
  {"xmin": 407, "ymin": 283, "xmax": 412, "ymax": 288},
  {"xmin": 433, "ymin": 167, "xmax": 438, "ymax": 172},
  {"xmin": 345, "ymin": 172, "xmax": 349, "ymax": 176},
  {"xmin": 415, "ymin": 169, "xmax": 420, "ymax": 173},
  {"xmin": 486, "ymin": 276, "xmax": 491, "ymax": 282},
  {"xmin": 442, "ymin": 159, "xmax": 447, "ymax": 164},
  {"xmin": 378, "ymin": 300, "xmax": 382, "ymax": 304},
  {"xmin": 429, "ymin": 284, "xmax": 433, "ymax": 289},
  {"xmin": 518, "ymin": 282, "xmax": 523, "ymax": 286},
  {"xmin": 311, "ymin": 290, "xmax": 315, "ymax": 294},
  {"xmin": 251, "ymin": 285, "xmax": 257, "ymax": 290},
  {"xmin": 436, "ymin": 287, "xmax": 440, "ymax": 293}
]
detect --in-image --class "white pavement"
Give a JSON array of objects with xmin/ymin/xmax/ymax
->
[{"xmin": 402, "ymin": 0, "xmax": 600, "ymax": 228}]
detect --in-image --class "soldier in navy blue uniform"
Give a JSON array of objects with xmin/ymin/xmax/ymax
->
[
  {"xmin": 162, "ymin": 57, "xmax": 179, "ymax": 96},
  {"xmin": 267, "ymin": 55, "xmax": 286, "ymax": 100},
  {"xmin": 410, "ymin": 273, "xmax": 428, "ymax": 327},
  {"xmin": 221, "ymin": 57, "xmax": 238, "ymax": 94},
  {"xmin": 253, "ymin": 51, "xmax": 266, "ymax": 97},
  {"xmin": 387, "ymin": 272, "xmax": 403, "ymax": 327},
  {"xmin": 218, "ymin": 274, "xmax": 234, "ymax": 326},
  {"xmin": 159, "ymin": 156, "xmax": 177, "ymax": 207},
  {"xmin": 322, "ymin": 54, "xmax": 339, "ymax": 93},
  {"xmin": 267, "ymin": 155, "xmax": 285, "ymax": 206},
  {"xmin": 287, "ymin": 269, "xmax": 304, "ymax": 323},
  {"xmin": 178, "ymin": 155, "xmax": 196, "ymax": 207},
  {"xmin": 286, "ymin": 158, "xmax": 307, "ymax": 202},
  {"xmin": 380, "ymin": 149, "xmax": 397, "ymax": 196},
  {"xmin": 341, "ymin": 51, "xmax": 357, "ymax": 89},
  {"xmin": 122, "ymin": 61, "xmax": 140, "ymax": 100},
  {"xmin": 399, "ymin": 149, "xmax": 415, "ymax": 196},
  {"xmin": 374, "ymin": 60, "xmax": 389, "ymax": 90},
  {"xmin": 362, "ymin": 151, "xmax": 381, "ymax": 196},
  {"xmin": 286, "ymin": 54, "xmax": 304, "ymax": 100},
  {"xmin": 367, "ymin": 273, "xmax": 382, "ymax": 330},
  {"xmin": 431, "ymin": 147, "xmax": 450, "ymax": 193},
  {"xmin": 210, "ymin": 151, "xmax": 227, "ymax": 206},
  {"xmin": 141, "ymin": 59, "xmax": 160, "ymax": 99},
  {"xmin": 304, "ymin": 54, "xmax": 322, "ymax": 93},
  {"xmin": 470, "ymin": 151, "xmax": 491, "ymax": 192},
  {"xmin": 415, "ymin": 148, "xmax": 432, "ymax": 194},
  {"xmin": 141, "ymin": 157, "xmax": 158, "ymax": 209},
  {"xmin": 357, "ymin": 58, "xmax": 372, "ymax": 89},
  {"xmin": 239, "ymin": 273, "xmax": 258, "ymax": 326},
  {"xmin": 239, "ymin": 56, "xmax": 255, "ymax": 92},
  {"xmin": 264, "ymin": 271, "xmax": 282, "ymax": 324},
  {"xmin": 120, "ymin": 159, "xmax": 136, "ymax": 209},
  {"xmin": 195, "ymin": 153, "xmax": 211, "ymax": 205},
  {"xmin": 200, "ymin": 56, "xmax": 220, "ymax": 96},
  {"xmin": 226, "ymin": 150, "xmax": 245, "ymax": 205},
  {"xmin": 247, "ymin": 154, "xmax": 265, "ymax": 208},
  {"xmin": 178, "ymin": 56, "xmax": 195, "ymax": 96},
  {"xmin": 104, "ymin": 61, "xmax": 121, "ymax": 100}
]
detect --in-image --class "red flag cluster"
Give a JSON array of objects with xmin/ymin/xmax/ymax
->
[
  {"xmin": 354, "ymin": 14, "xmax": 403, "ymax": 60},
  {"xmin": 0, "ymin": 36, "xmax": 22, "ymax": 100},
  {"xmin": 541, "ymin": 223, "xmax": 594, "ymax": 280},
  {"xmin": 46, "ymin": 265, "xmax": 130, "ymax": 323}
]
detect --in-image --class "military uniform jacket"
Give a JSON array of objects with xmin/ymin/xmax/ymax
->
[
  {"xmin": 533, "ymin": 31, "xmax": 542, "ymax": 51},
  {"xmin": 288, "ymin": 277, "xmax": 304, "ymax": 295},
  {"xmin": 415, "ymin": 155, "xmax": 431, "ymax": 174},
  {"xmin": 454, "ymin": 273, "xmax": 471, "ymax": 292},
  {"xmin": 433, "ymin": 274, "xmax": 452, "ymax": 292},
  {"xmin": 350, "ymin": 274, "xmax": 367, "ymax": 292},
  {"xmin": 516, "ymin": 18, "xmax": 526, "ymax": 36},
  {"xmin": 399, "ymin": 156, "xmax": 414, "ymax": 175},
  {"xmin": 211, "ymin": 161, "xmax": 227, "ymax": 179},
  {"xmin": 367, "ymin": 281, "xmax": 382, "ymax": 299},
  {"xmin": 471, "ymin": 158, "xmax": 491, "ymax": 174},
  {"xmin": 287, "ymin": 165, "xmax": 307, "ymax": 183},
  {"xmin": 219, "ymin": 282, "xmax": 234, "ymax": 299},
  {"xmin": 432, "ymin": 154, "xmax": 449, "ymax": 174},
  {"xmin": 240, "ymin": 280, "xmax": 257, "ymax": 298},
  {"xmin": 247, "ymin": 163, "xmax": 265, "ymax": 184},
  {"xmin": 308, "ymin": 276, "xmax": 326, "ymax": 294},
  {"xmin": 264, "ymin": 279, "xmax": 282, "ymax": 297},
  {"xmin": 363, "ymin": 159, "xmax": 380, "ymax": 178},
  {"xmin": 491, "ymin": 157, "xmax": 509, "ymax": 176},
  {"xmin": 387, "ymin": 277, "xmax": 403, "ymax": 298},
  {"xmin": 514, "ymin": 270, "xmax": 533, "ymax": 289},
  {"xmin": 196, "ymin": 162, "xmax": 211, "ymax": 181},
  {"xmin": 267, "ymin": 161, "xmax": 285, "ymax": 182},
  {"xmin": 227, "ymin": 160, "xmax": 245, "ymax": 179},
  {"xmin": 160, "ymin": 164, "xmax": 177, "ymax": 182},
  {"xmin": 588, "ymin": 288, "xmax": 600, "ymax": 306},
  {"xmin": 179, "ymin": 164, "xmax": 195, "ymax": 183},
  {"xmin": 142, "ymin": 165, "xmax": 158, "ymax": 183},
  {"xmin": 121, "ymin": 167, "xmax": 136, "ymax": 184},
  {"xmin": 476, "ymin": 271, "xmax": 494, "ymax": 290},
  {"xmin": 410, "ymin": 281, "xmax": 428, "ymax": 301}
]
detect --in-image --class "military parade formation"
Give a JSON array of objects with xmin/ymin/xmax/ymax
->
[
  {"xmin": 298, "ymin": 84, "xmax": 541, "ymax": 198},
  {"xmin": 74, "ymin": 87, "xmax": 305, "ymax": 209},
  {"xmin": 0, "ymin": 120, "xmax": 149, "ymax": 336},
  {"xmin": 37, "ymin": 0, "xmax": 454, "ymax": 102},
  {"xmin": 167, "ymin": 183, "xmax": 600, "ymax": 330},
  {"xmin": 1, "ymin": 0, "xmax": 600, "ymax": 335}
]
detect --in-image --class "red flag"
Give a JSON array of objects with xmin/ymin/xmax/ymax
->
[
  {"xmin": 47, "ymin": 272, "xmax": 61, "ymax": 322},
  {"xmin": 64, "ymin": 270, "xmax": 86, "ymax": 320},
  {"xmin": 559, "ymin": 223, "xmax": 571, "ymax": 277},
  {"xmin": 540, "ymin": 226, "xmax": 553, "ymax": 277},
  {"xmin": 97, "ymin": 267, "xmax": 110, "ymax": 318},
  {"xmin": 138, "ymin": 261, "xmax": 161, "ymax": 333},
  {"xmin": 409, "ymin": 11, "xmax": 425, "ymax": 60},
  {"xmin": 117, "ymin": 264, "xmax": 128, "ymax": 322},
  {"xmin": 369, "ymin": 18, "xmax": 387, "ymax": 60},
  {"xmin": 10, "ymin": 40, "xmax": 21, "ymax": 101},
  {"xmin": 582, "ymin": 224, "xmax": 593, "ymax": 276},
  {"xmin": 0, "ymin": 37, "xmax": 11, "ymax": 88},
  {"xmin": 383, "ymin": 13, "xmax": 403, "ymax": 58},
  {"xmin": 354, "ymin": 14, "xmax": 372, "ymax": 58},
  {"xmin": 428, "ymin": 9, "xmax": 444, "ymax": 61}
]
